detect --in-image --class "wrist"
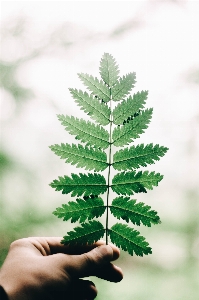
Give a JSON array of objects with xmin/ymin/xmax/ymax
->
[{"xmin": 0, "ymin": 270, "xmax": 21, "ymax": 300}]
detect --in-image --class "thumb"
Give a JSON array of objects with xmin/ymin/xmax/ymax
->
[{"xmin": 65, "ymin": 244, "xmax": 121, "ymax": 279}]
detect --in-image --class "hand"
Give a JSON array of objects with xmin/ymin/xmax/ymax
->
[{"xmin": 0, "ymin": 237, "xmax": 123, "ymax": 300}]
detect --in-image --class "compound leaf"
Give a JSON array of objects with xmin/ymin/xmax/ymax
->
[
  {"xmin": 110, "ymin": 197, "xmax": 161, "ymax": 226},
  {"xmin": 50, "ymin": 53, "xmax": 168, "ymax": 258},
  {"xmin": 50, "ymin": 143, "xmax": 108, "ymax": 172},
  {"xmin": 50, "ymin": 173, "xmax": 107, "ymax": 197},
  {"xmin": 58, "ymin": 115, "xmax": 109, "ymax": 149},
  {"xmin": 99, "ymin": 53, "xmax": 119, "ymax": 87},
  {"xmin": 53, "ymin": 196, "xmax": 106, "ymax": 223},
  {"xmin": 111, "ymin": 171, "xmax": 163, "ymax": 195},
  {"xmin": 69, "ymin": 88, "xmax": 111, "ymax": 125},
  {"xmin": 112, "ymin": 73, "xmax": 136, "ymax": 101},
  {"xmin": 113, "ymin": 143, "xmax": 169, "ymax": 171},
  {"xmin": 61, "ymin": 220, "xmax": 105, "ymax": 245},
  {"xmin": 78, "ymin": 73, "xmax": 110, "ymax": 102},
  {"xmin": 112, "ymin": 108, "xmax": 153, "ymax": 147},
  {"xmin": 113, "ymin": 91, "xmax": 148, "ymax": 125},
  {"xmin": 108, "ymin": 223, "xmax": 152, "ymax": 256}
]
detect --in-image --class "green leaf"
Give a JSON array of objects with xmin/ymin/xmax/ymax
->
[
  {"xmin": 111, "ymin": 73, "xmax": 136, "ymax": 101},
  {"xmin": 78, "ymin": 73, "xmax": 110, "ymax": 102},
  {"xmin": 61, "ymin": 220, "xmax": 105, "ymax": 245},
  {"xmin": 108, "ymin": 223, "xmax": 152, "ymax": 256},
  {"xmin": 69, "ymin": 88, "xmax": 111, "ymax": 125},
  {"xmin": 50, "ymin": 143, "xmax": 108, "ymax": 172},
  {"xmin": 111, "ymin": 171, "xmax": 163, "ymax": 195},
  {"xmin": 113, "ymin": 143, "xmax": 169, "ymax": 171},
  {"xmin": 99, "ymin": 53, "xmax": 119, "ymax": 87},
  {"xmin": 110, "ymin": 197, "xmax": 161, "ymax": 226},
  {"xmin": 50, "ymin": 53, "xmax": 169, "ymax": 258},
  {"xmin": 50, "ymin": 173, "xmax": 107, "ymax": 197},
  {"xmin": 53, "ymin": 196, "xmax": 106, "ymax": 223},
  {"xmin": 58, "ymin": 115, "xmax": 109, "ymax": 149},
  {"xmin": 113, "ymin": 91, "xmax": 148, "ymax": 125},
  {"xmin": 112, "ymin": 108, "xmax": 153, "ymax": 147}
]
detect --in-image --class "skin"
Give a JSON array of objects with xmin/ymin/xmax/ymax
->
[{"xmin": 0, "ymin": 237, "xmax": 123, "ymax": 300}]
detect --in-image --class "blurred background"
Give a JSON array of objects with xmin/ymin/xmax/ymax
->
[{"xmin": 0, "ymin": 0, "xmax": 199, "ymax": 299}]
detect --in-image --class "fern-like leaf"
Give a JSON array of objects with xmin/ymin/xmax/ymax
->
[
  {"xmin": 50, "ymin": 173, "xmax": 107, "ymax": 197},
  {"xmin": 110, "ymin": 197, "xmax": 161, "ymax": 226},
  {"xmin": 58, "ymin": 115, "xmax": 109, "ymax": 149},
  {"xmin": 99, "ymin": 53, "xmax": 119, "ymax": 87},
  {"xmin": 113, "ymin": 91, "xmax": 148, "ymax": 125},
  {"xmin": 78, "ymin": 73, "xmax": 110, "ymax": 102},
  {"xmin": 111, "ymin": 73, "xmax": 136, "ymax": 101},
  {"xmin": 61, "ymin": 220, "xmax": 105, "ymax": 245},
  {"xmin": 53, "ymin": 196, "xmax": 105, "ymax": 223},
  {"xmin": 50, "ymin": 143, "xmax": 108, "ymax": 172},
  {"xmin": 111, "ymin": 171, "xmax": 163, "ymax": 195},
  {"xmin": 69, "ymin": 89, "xmax": 111, "ymax": 125},
  {"xmin": 112, "ymin": 108, "xmax": 153, "ymax": 147},
  {"xmin": 50, "ymin": 53, "xmax": 168, "ymax": 259},
  {"xmin": 113, "ymin": 143, "xmax": 168, "ymax": 171},
  {"xmin": 108, "ymin": 223, "xmax": 152, "ymax": 256}
]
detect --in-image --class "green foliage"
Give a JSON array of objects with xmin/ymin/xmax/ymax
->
[
  {"xmin": 53, "ymin": 196, "xmax": 105, "ymax": 223},
  {"xmin": 111, "ymin": 73, "xmax": 136, "ymax": 101},
  {"xmin": 61, "ymin": 220, "xmax": 105, "ymax": 245},
  {"xmin": 50, "ymin": 143, "xmax": 108, "ymax": 171},
  {"xmin": 112, "ymin": 171, "xmax": 163, "ymax": 195},
  {"xmin": 50, "ymin": 173, "xmax": 107, "ymax": 197},
  {"xmin": 57, "ymin": 114, "xmax": 109, "ymax": 149},
  {"xmin": 99, "ymin": 53, "xmax": 119, "ymax": 87},
  {"xmin": 50, "ymin": 53, "xmax": 168, "ymax": 257},
  {"xmin": 112, "ymin": 108, "xmax": 153, "ymax": 147},
  {"xmin": 110, "ymin": 197, "xmax": 161, "ymax": 226},
  {"xmin": 113, "ymin": 90, "xmax": 148, "ymax": 125},
  {"xmin": 108, "ymin": 223, "xmax": 152, "ymax": 256},
  {"xmin": 113, "ymin": 143, "xmax": 168, "ymax": 171},
  {"xmin": 69, "ymin": 89, "xmax": 111, "ymax": 125},
  {"xmin": 78, "ymin": 73, "xmax": 110, "ymax": 102}
]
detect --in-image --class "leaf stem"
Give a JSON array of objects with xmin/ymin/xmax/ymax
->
[{"xmin": 106, "ymin": 93, "xmax": 113, "ymax": 244}]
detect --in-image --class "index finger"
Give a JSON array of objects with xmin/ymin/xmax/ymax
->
[
  {"xmin": 47, "ymin": 238, "xmax": 106, "ymax": 254},
  {"xmin": 31, "ymin": 237, "xmax": 120, "ymax": 260}
]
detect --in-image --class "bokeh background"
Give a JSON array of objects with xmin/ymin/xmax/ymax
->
[{"xmin": 0, "ymin": 1, "xmax": 199, "ymax": 299}]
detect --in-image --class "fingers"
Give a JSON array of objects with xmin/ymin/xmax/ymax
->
[
  {"xmin": 16, "ymin": 237, "xmax": 123, "ymax": 283},
  {"xmin": 68, "ymin": 279, "xmax": 97, "ymax": 300},
  {"xmin": 94, "ymin": 263, "xmax": 123, "ymax": 282},
  {"xmin": 60, "ymin": 241, "xmax": 121, "ymax": 261},
  {"xmin": 48, "ymin": 279, "xmax": 97, "ymax": 300},
  {"xmin": 7, "ymin": 238, "xmax": 112, "ymax": 259},
  {"xmin": 29, "ymin": 237, "xmax": 106, "ymax": 256},
  {"xmin": 60, "ymin": 244, "xmax": 123, "ymax": 282},
  {"xmin": 28, "ymin": 237, "xmax": 120, "ymax": 260}
]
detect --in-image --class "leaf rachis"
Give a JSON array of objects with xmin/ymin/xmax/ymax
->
[{"xmin": 106, "ymin": 93, "xmax": 113, "ymax": 244}]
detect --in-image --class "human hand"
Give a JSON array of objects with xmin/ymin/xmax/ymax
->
[{"xmin": 0, "ymin": 237, "xmax": 123, "ymax": 300}]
